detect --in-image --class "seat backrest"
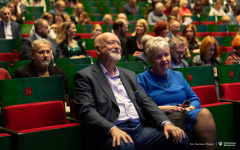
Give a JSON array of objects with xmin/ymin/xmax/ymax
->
[
  {"xmin": 220, "ymin": 82, "xmax": 240, "ymax": 100},
  {"xmin": 4, "ymin": 101, "xmax": 69, "ymax": 131},
  {"xmin": 217, "ymin": 64, "xmax": 240, "ymax": 84},
  {"xmin": 192, "ymin": 85, "xmax": 220, "ymax": 105},
  {"xmin": 173, "ymin": 66, "xmax": 215, "ymax": 87},
  {"xmin": 116, "ymin": 61, "xmax": 145, "ymax": 71}
]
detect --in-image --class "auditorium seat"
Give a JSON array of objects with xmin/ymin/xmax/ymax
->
[
  {"xmin": 0, "ymin": 132, "xmax": 11, "ymax": 150},
  {"xmin": 208, "ymin": 25, "xmax": 228, "ymax": 37}
]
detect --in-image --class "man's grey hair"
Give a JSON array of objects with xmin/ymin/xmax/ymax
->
[
  {"xmin": 1, "ymin": 7, "xmax": 10, "ymax": 13},
  {"xmin": 31, "ymin": 39, "xmax": 52, "ymax": 54},
  {"xmin": 141, "ymin": 35, "xmax": 154, "ymax": 49},
  {"xmin": 155, "ymin": 2, "xmax": 163, "ymax": 9},
  {"xmin": 168, "ymin": 37, "xmax": 185, "ymax": 51},
  {"xmin": 145, "ymin": 37, "xmax": 169, "ymax": 61}
]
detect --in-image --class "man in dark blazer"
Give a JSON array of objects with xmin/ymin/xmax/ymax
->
[
  {"xmin": 0, "ymin": 7, "xmax": 22, "ymax": 39},
  {"xmin": 21, "ymin": 19, "xmax": 64, "ymax": 63},
  {"xmin": 122, "ymin": 0, "xmax": 140, "ymax": 15},
  {"xmin": 166, "ymin": 20, "xmax": 180, "ymax": 40},
  {"xmin": 74, "ymin": 32, "xmax": 189, "ymax": 150}
]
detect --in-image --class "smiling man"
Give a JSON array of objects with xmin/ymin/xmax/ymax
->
[
  {"xmin": 169, "ymin": 37, "xmax": 189, "ymax": 68},
  {"xmin": 74, "ymin": 32, "xmax": 189, "ymax": 150}
]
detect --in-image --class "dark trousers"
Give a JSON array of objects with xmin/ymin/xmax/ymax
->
[{"xmin": 103, "ymin": 122, "xmax": 190, "ymax": 150}]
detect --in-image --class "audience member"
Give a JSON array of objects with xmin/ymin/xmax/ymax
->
[
  {"xmin": 0, "ymin": 7, "xmax": 22, "ymax": 39},
  {"xmin": 201, "ymin": 0, "xmax": 211, "ymax": 9},
  {"xmin": 127, "ymin": 19, "xmax": 149, "ymax": 56},
  {"xmin": 147, "ymin": 2, "xmax": 167, "ymax": 25},
  {"xmin": 171, "ymin": 6, "xmax": 183, "ymax": 24},
  {"xmin": 225, "ymin": 35, "xmax": 240, "ymax": 64},
  {"xmin": 65, "ymin": 0, "xmax": 79, "ymax": 8},
  {"xmin": 15, "ymin": 38, "xmax": 69, "ymax": 104},
  {"xmin": 227, "ymin": 5, "xmax": 240, "ymax": 25},
  {"xmin": 163, "ymin": 0, "xmax": 173, "ymax": 15},
  {"xmin": 7, "ymin": 2, "xmax": 25, "ymax": 24},
  {"xmin": 117, "ymin": 13, "xmax": 128, "ymax": 21},
  {"xmin": 29, "ymin": 0, "xmax": 46, "ymax": 12},
  {"xmin": 70, "ymin": 3, "xmax": 84, "ymax": 24},
  {"xmin": 153, "ymin": 21, "xmax": 170, "ymax": 41},
  {"xmin": 192, "ymin": 0, "xmax": 207, "ymax": 17},
  {"xmin": 191, "ymin": 36, "xmax": 221, "ymax": 67},
  {"xmin": 51, "ymin": 13, "xmax": 66, "ymax": 35},
  {"xmin": 181, "ymin": 24, "xmax": 200, "ymax": 53},
  {"xmin": 63, "ymin": 14, "xmax": 71, "ymax": 22},
  {"xmin": 74, "ymin": 32, "xmax": 190, "ymax": 150},
  {"xmin": 49, "ymin": 0, "xmax": 68, "ymax": 15},
  {"xmin": 135, "ymin": 34, "xmax": 154, "ymax": 68},
  {"xmin": 56, "ymin": 21, "xmax": 88, "ymax": 59},
  {"xmin": 172, "ymin": 0, "xmax": 180, "ymax": 7},
  {"xmin": 122, "ymin": 0, "xmax": 140, "ymax": 15},
  {"xmin": 169, "ymin": 37, "xmax": 189, "ymax": 68},
  {"xmin": 224, "ymin": 0, "xmax": 236, "ymax": 13},
  {"xmin": 179, "ymin": 0, "xmax": 192, "ymax": 16},
  {"xmin": 180, "ymin": 36, "xmax": 191, "ymax": 59},
  {"xmin": 30, "ymin": 12, "xmax": 56, "ymax": 39},
  {"xmin": 166, "ymin": 20, "xmax": 180, "ymax": 39},
  {"xmin": 113, "ymin": 19, "xmax": 128, "ymax": 57},
  {"xmin": 102, "ymin": 14, "xmax": 113, "ymax": 25},
  {"xmin": 78, "ymin": 11, "xmax": 90, "ymax": 25},
  {"xmin": 91, "ymin": 24, "xmax": 102, "ymax": 39},
  {"xmin": 209, "ymin": 0, "xmax": 227, "ymax": 16},
  {"xmin": 13, "ymin": 0, "xmax": 28, "ymax": 16},
  {"xmin": 21, "ymin": 19, "xmax": 63, "ymax": 62},
  {"xmin": 137, "ymin": 37, "xmax": 216, "ymax": 150}
]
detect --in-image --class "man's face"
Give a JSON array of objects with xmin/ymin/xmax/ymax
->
[
  {"xmin": 57, "ymin": 2, "xmax": 66, "ymax": 12},
  {"xmin": 120, "ymin": 22, "xmax": 128, "ymax": 37},
  {"xmin": 172, "ymin": 43, "xmax": 185, "ymax": 64},
  {"xmin": 97, "ymin": 34, "xmax": 122, "ymax": 62},
  {"xmin": 2, "ymin": 8, "xmax": 11, "ymax": 23},
  {"xmin": 229, "ymin": 0, "xmax": 236, "ymax": 6},
  {"xmin": 155, "ymin": 5, "xmax": 164, "ymax": 15},
  {"xmin": 171, "ymin": 22, "xmax": 180, "ymax": 35},
  {"xmin": 32, "ymin": 43, "xmax": 52, "ymax": 68},
  {"xmin": 38, "ymin": 21, "xmax": 50, "ymax": 38}
]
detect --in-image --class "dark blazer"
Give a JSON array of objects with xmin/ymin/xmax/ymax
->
[
  {"xmin": 0, "ymin": 21, "xmax": 22, "ymax": 39},
  {"xmin": 166, "ymin": 32, "xmax": 180, "ymax": 39},
  {"xmin": 21, "ymin": 34, "xmax": 64, "ymax": 62},
  {"xmin": 74, "ymin": 62, "xmax": 169, "ymax": 140},
  {"xmin": 59, "ymin": 36, "xmax": 89, "ymax": 58},
  {"xmin": 122, "ymin": 3, "xmax": 140, "ymax": 15},
  {"xmin": 14, "ymin": 61, "xmax": 68, "ymax": 92},
  {"xmin": 126, "ymin": 35, "xmax": 144, "ymax": 55}
]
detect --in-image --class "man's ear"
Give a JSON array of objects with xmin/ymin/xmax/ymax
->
[{"xmin": 95, "ymin": 46, "xmax": 101, "ymax": 54}]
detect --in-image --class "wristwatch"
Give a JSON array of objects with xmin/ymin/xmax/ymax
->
[{"xmin": 162, "ymin": 120, "xmax": 174, "ymax": 127}]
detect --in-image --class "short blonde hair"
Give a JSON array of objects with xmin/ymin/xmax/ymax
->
[
  {"xmin": 132, "ymin": 19, "xmax": 149, "ymax": 36},
  {"xmin": 102, "ymin": 14, "xmax": 112, "ymax": 25}
]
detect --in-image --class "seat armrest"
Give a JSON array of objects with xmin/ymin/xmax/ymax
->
[{"xmin": 0, "ymin": 126, "xmax": 20, "ymax": 135}]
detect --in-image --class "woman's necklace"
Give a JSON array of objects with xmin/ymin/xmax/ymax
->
[{"xmin": 154, "ymin": 74, "xmax": 171, "ymax": 90}]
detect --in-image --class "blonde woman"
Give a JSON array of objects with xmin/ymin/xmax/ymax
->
[
  {"xmin": 56, "ymin": 22, "xmax": 89, "ymax": 59},
  {"xmin": 126, "ymin": 19, "xmax": 149, "ymax": 56},
  {"xmin": 91, "ymin": 24, "xmax": 102, "ymax": 39},
  {"xmin": 70, "ymin": 3, "xmax": 84, "ymax": 24},
  {"xmin": 102, "ymin": 14, "xmax": 113, "ymax": 25}
]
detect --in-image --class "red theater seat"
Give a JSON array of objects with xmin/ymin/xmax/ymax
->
[{"xmin": 220, "ymin": 82, "xmax": 240, "ymax": 101}]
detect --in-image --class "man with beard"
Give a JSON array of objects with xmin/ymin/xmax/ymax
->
[
  {"xmin": 21, "ymin": 19, "xmax": 64, "ymax": 63},
  {"xmin": 14, "ymin": 39, "xmax": 69, "ymax": 104},
  {"xmin": 113, "ymin": 19, "xmax": 128, "ymax": 59},
  {"xmin": 74, "ymin": 32, "xmax": 189, "ymax": 150},
  {"xmin": 169, "ymin": 37, "xmax": 189, "ymax": 68}
]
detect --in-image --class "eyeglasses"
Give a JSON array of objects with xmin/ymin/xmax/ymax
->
[
  {"xmin": 175, "ymin": 51, "xmax": 186, "ymax": 55},
  {"xmin": 107, "ymin": 40, "xmax": 121, "ymax": 46}
]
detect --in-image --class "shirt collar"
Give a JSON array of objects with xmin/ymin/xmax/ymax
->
[
  {"xmin": 3, "ymin": 20, "xmax": 10, "ymax": 26},
  {"xmin": 99, "ymin": 62, "xmax": 119, "ymax": 77}
]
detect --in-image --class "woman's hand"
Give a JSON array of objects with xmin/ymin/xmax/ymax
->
[
  {"xmin": 184, "ymin": 105, "xmax": 195, "ymax": 111},
  {"xmin": 158, "ymin": 105, "xmax": 183, "ymax": 113}
]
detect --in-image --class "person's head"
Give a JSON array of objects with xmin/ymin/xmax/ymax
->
[
  {"xmin": 165, "ymin": 1, "xmax": 173, "ymax": 10},
  {"xmin": 41, "ymin": 12, "xmax": 53, "ymax": 25},
  {"xmin": 117, "ymin": 13, "xmax": 127, "ymax": 21},
  {"xmin": 129, "ymin": 0, "xmax": 137, "ymax": 5},
  {"xmin": 56, "ymin": 21, "xmax": 76, "ymax": 43},
  {"xmin": 153, "ymin": 21, "xmax": 169, "ymax": 37},
  {"xmin": 75, "ymin": 3, "xmax": 85, "ymax": 16},
  {"xmin": 54, "ymin": 13, "xmax": 65, "ymax": 24},
  {"xmin": 228, "ymin": 0, "xmax": 236, "ymax": 6},
  {"xmin": 12, "ymin": 0, "xmax": 20, "ymax": 6},
  {"xmin": 141, "ymin": 34, "xmax": 154, "ymax": 50},
  {"xmin": 113, "ymin": 19, "xmax": 128, "ymax": 37},
  {"xmin": 63, "ymin": 14, "xmax": 71, "ymax": 21},
  {"xmin": 179, "ymin": 0, "xmax": 188, "ymax": 8},
  {"xmin": 7, "ymin": 2, "xmax": 17, "ymax": 16},
  {"xmin": 146, "ymin": 37, "xmax": 171, "ymax": 75},
  {"xmin": 171, "ymin": 6, "xmax": 179, "ymax": 16},
  {"xmin": 179, "ymin": 37, "xmax": 191, "ymax": 58},
  {"xmin": 194, "ymin": 1, "xmax": 202, "ymax": 11},
  {"xmin": 231, "ymin": 35, "xmax": 240, "ymax": 54},
  {"xmin": 214, "ymin": 1, "xmax": 222, "ymax": 10},
  {"xmin": 91, "ymin": 24, "xmax": 102, "ymax": 39},
  {"xmin": 169, "ymin": 37, "xmax": 185, "ymax": 64},
  {"xmin": 34, "ymin": 19, "xmax": 50, "ymax": 38},
  {"xmin": 155, "ymin": 2, "xmax": 164, "ymax": 15},
  {"xmin": 199, "ymin": 36, "xmax": 219, "ymax": 61},
  {"xmin": 56, "ymin": 0, "xmax": 66, "ymax": 12},
  {"xmin": 232, "ymin": 5, "xmax": 239, "ymax": 15},
  {"xmin": 1, "ymin": 7, "xmax": 11, "ymax": 23},
  {"xmin": 31, "ymin": 39, "xmax": 52, "ymax": 68},
  {"xmin": 221, "ymin": 15, "xmax": 230, "ymax": 25},
  {"xmin": 94, "ymin": 32, "xmax": 122, "ymax": 63},
  {"xmin": 79, "ymin": 11, "xmax": 90, "ymax": 24},
  {"xmin": 102, "ymin": 14, "xmax": 113, "ymax": 25},
  {"xmin": 170, "ymin": 20, "xmax": 180, "ymax": 35},
  {"xmin": 201, "ymin": 0, "xmax": 209, "ymax": 6},
  {"xmin": 181, "ymin": 24, "xmax": 198, "ymax": 42},
  {"xmin": 132, "ymin": 19, "xmax": 149, "ymax": 36},
  {"xmin": 168, "ymin": 16, "xmax": 177, "ymax": 23}
]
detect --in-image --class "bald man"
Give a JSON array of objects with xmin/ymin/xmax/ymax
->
[
  {"xmin": 49, "ymin": 0, "xmax": 68, "ymax": 15},
  {"xmin": 147, "ymin": 2, "xmax": 167, "ymax": 25},
  {"xmin": 74, "ymin": 32, "xmax": 189, "ymax": 150}
]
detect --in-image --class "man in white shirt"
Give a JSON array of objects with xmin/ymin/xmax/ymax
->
[{"xmin": 0, "ymin": 7, "xmax": 22, "ymax": 39}]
